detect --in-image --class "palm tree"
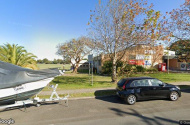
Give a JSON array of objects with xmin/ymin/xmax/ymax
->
[{"xmin": 0, "ymin": 43, "xmax": 38, "ymax": 69}]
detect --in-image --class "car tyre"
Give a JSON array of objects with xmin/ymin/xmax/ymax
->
[
  {"xmin": 170, "ymin": 91, "xmax": 179, "ymax": 101},
  {"xmin": 125, "ymin": 94, "xmax": 136, "ymax": 105}
]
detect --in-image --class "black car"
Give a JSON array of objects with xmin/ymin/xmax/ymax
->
[{"xmin": 116, "ymin": 77, "xmax": 181, "ymax": 105}]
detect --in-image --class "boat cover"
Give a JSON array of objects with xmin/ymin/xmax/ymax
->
[{"xmin": 0, "ymin": 61, "xmax": 61, "ymax": 89}]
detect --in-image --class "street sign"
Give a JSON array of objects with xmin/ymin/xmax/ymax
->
[{"xmin": 88, "ymin": 55, "xmax": 93, "ymax": 62}]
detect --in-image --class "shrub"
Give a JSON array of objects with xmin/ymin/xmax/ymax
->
[
  {"xmin": 123, "ymin": 64, "xmax": 135, "ymax": 72},
  {"xmin": 117, "ymin": 64, "xmax": 137, "ymax": 77},
  {"xmin": 102, "ymin": 61, "xmax": 123, "ymax": 75},
  {"xmin": 102, "ymin": 61, "xmax": 112, "ymax": 75},
  {"xmin": 136, "ymin": 66, "xmax": 146, "ymax": 73}
]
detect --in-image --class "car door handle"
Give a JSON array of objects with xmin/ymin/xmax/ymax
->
[{"xmin": 153, "ymin": 87, "xmax": 156, "ymax": 90}]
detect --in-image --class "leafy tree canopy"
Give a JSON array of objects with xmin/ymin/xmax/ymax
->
[
  {"xmin": 0, "ymin": 43, "xmax": 37, "ymax": 69},
  {"xmin": 169, "ymin": 40, "xmax": 190, "ymax": 55}
]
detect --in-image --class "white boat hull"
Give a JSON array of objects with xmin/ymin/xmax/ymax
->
[{"xmin": 0, "ymin": 77, "xmax": 54, "ymax": 105}]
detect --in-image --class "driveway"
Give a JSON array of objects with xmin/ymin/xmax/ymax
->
[{"xmin": 1, "ymin": 90, "xmax": 190, "ymax": 125}]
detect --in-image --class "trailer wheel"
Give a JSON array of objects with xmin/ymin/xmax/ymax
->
[{"xmin": 36, "ymin": 103, "xmax": 41, "ymax": 107}]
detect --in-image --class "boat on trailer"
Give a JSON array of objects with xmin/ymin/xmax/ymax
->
[{"xmin": 0, "ymin": 61, "xmax": 66, "ymax": 106}]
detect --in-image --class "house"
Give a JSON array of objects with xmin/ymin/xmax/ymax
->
[
  {"xmin": 70, "ymin": 59, "xmax": 89, "ymax": 71},
  {"xmin": 77, "ymin": 62, "xmax": 89, "ymax": 70},
  {"xmin": 163, "ymin": 51, "xmax": 190, "ymax": 71},
  {"xmin": 93, "ymin": 44, "xmax": 164, "ymax": 74}
]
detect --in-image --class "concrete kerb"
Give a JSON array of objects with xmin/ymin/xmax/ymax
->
[
  {"xmin": 68, "ymin": 95, "xmax": 116, "ymax": 100},
  {"xmin": 40, "ymin": 87, "xmax": 116, "ymax": 95}
]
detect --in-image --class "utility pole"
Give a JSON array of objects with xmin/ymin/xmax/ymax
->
[
  {"xmin": 88, "ymin": 54, "xmax": 93, "ymax": 86},
  {"xmin": 92, "ymin": 62, "xmax": 93, "ymax": 86},
  {"xmin": 89, "ymin": 62, "xmax": 90, "ymax": 83},
  {"xmin": 167, "ymin": 50, "xmax": 169, "ymax": 74}
]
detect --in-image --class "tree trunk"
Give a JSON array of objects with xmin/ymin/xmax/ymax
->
[
  {"xmin": 111, "ymin": 58, "xmax": 117, "ymax": 83},
  {"xmin": 73, "ymin": 63, "xmax": 79, "ymax": 73}
]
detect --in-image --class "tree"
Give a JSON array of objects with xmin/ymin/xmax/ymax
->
[
  {"xmin": 37, "ymin": 59, "xmax": 43, "ymax": 64},
  {"xmin": 0, "ymin": 43, "xmax": 37, "ymax": 69},
  {"xmin": 167, "ymin": 0, "xmax": 190, "ymax": 62},
  {"xmin": 142, "ymin": 9, "xmax": 172, "ymax": 68},
  {"xmin": 56, "ymin": 59, "xmax": 64, "ymax": 64},
  {"xmin": 57, "ymin": 37, "xmax": 94, "ymax": 73},
  {"xmin": 170, "ymin": 40, "xmax": 190, "ymax": 62},
  {"xmin": 89, "ymin": 0, "xmax": 158, "ymax": 83},
  {"xmin": 53, "ymin": 59, "xmax": 58, "ymax": 64},
  {"xmin": 150, "ymin": 45, "xmax": 163, "ymax": 67},
  {"xmin": 169, "ymin": 0, "xmax": 190, "ymax": 41},
  {"xmin": 42, "ymin": 58, "xmax": 51, "ymax": 64},
  {"xmin": 170, "ymin": 40, "xmax": 190, "ymax": 55}
]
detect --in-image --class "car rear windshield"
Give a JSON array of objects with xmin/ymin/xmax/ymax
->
[{"xmin": 117, "ymin": 79, "xmax": 127, "ymax": 86}]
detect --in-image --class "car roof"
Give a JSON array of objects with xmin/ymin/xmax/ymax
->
[{"xmin": 122, "ymin": 77, "xmax": 155, "ymax": 81}]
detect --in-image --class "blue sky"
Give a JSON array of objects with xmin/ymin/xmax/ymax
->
[{"xmin": 0, "ymin": 0, "xmax": 185, "ymax": 60}]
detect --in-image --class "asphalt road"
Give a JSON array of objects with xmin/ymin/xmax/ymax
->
[{"xmin": 1, "ymin": 90, "xmax": 190, "ymax": 125}]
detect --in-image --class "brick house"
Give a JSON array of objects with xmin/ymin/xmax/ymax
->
[{"xmin": 93, "ymin": 44, "xmax": 164, "ymax": 73}]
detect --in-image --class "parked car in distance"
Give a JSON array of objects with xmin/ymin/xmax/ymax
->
[{"xmin": 116, "ymin": 77, "xmax": 181, "ymax": 105}]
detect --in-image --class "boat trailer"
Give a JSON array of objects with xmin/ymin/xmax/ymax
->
[{"xmin": 0, "ymin": 84, "xmax": 69, "ymax": 111}]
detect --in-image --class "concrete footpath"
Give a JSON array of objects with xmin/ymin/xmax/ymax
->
[{"xmin": 39, "ymin": 81, "xmax": 190, "ymax": 95}]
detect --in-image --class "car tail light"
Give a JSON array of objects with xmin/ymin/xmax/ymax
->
[{"xmin": 122, "ymin": 80, "xmax": 129, "ymax": 90}]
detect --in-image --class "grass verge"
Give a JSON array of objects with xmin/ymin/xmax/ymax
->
[
  {"xmin": 47, "ymin": 72, "xmax": 190, "ymax": 90},
  {"xmin": 131, "ymin": 72, "xmax": 190, "ymax": 83}
]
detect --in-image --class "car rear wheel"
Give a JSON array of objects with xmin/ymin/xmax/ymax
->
[
  {"xmin": 125, "ymin": 94, "xmax": 136, "ymax": 105},
  {"xmin": 170, "ymin": 91, "xmax": 179, "ymax": 101}
]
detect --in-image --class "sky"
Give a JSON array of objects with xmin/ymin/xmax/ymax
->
[{"xmin": 0, "ymin": 0, "xmax": 185, "ymax": 60}]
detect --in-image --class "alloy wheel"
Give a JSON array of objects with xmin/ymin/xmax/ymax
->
[
  {"xmin": 127, "ymin": 95, "xmax": 136, "ymax": 105},
  {"xmin": 170, "ymin": 91, "xmax": 178, "ymax": 101}
]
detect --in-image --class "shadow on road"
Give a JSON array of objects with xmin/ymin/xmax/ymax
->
[
  {"xmin": 94, "ymin": 89, "xmax": 127, "ymax": 104},
  {"xmin": 94, "ymin": 90, "xmax": 166, "ymax": 105},
  {"xmin": 95, "ymin": 95, "xmax": 126, "ymax": 104},
  {"xmin": 109, "ymin": 108, "xmax": 178, "ymax": 125},
  {"xmin": 94, "ymin": 88, "xmax": 190, "ymax": 104},
  {"xmin": 179, "ymin": 85, "xmax": 190, "ymax": 94},
  {"xmin": 181, "ymin": 89, "xmax": 190, "ymax": 93}
]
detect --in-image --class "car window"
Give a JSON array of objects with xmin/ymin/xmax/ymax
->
[
  {"xmin": 130, "ymin": 80, "xmax": 138, "ymax": 87},
  {"xmin": 149, "ymin": 79, "xmax": 163, "ymax": 86},
  {"xmin": 117, "ymin": 79, "xmax": 126, "ymax": 86},
  {"xmin": 131, "ymin": 79, "xmax": 150, "ymax": 87},
  {"xmin": 142, "ymin": 79, "xmax": 150, "ymax": 86}
]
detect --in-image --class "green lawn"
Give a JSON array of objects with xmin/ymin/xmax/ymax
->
[
  {"xmin": 47, "ymin": 72, "xmax": 190, "ymax": 90},
  {"xmin": 37, "ymin": 64, "xmax": 71, "ymax": 70},
  {"xmin": 50, "ymin": 73, "xmax": 115, "ymax": 90},
  {"xmin": 131, "ymin": 72, "xmax": 190, "ymax": 83}
]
